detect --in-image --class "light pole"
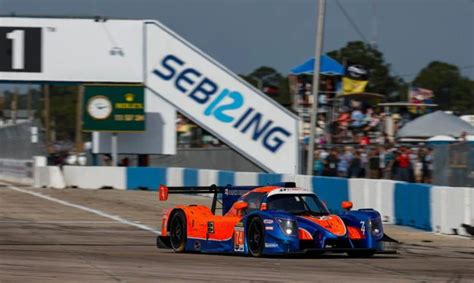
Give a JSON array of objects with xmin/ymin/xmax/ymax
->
[{"xmin": 306, "ymin": 0, "xmax": 326, "ymax": 175}]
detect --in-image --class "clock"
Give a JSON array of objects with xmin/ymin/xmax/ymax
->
[{"xmin": 87, "ymin": 95, "xmax": 112, "ymax": 120}]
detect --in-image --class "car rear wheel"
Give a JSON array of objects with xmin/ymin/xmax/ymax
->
[
  {"xmin": 247, "ymin": 217, "xmax": 265, "ymax": 257},
  {"xmin": 169, "ymin": 211, "xmax": 187, "ymax": 252}
]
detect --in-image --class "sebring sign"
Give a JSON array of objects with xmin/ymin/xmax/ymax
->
[
  {"xmin": 152, "ymin": 54, "xmax": 291, "ymax": 154},
  {"xmin": 145, "ymin": 22, "xmax": 299, "ymax": 173}
]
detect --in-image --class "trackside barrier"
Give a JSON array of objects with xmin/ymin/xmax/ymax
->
[
  {"xmin": 29, "ymin": 165, "xmax": 473, "ymax": 236},
  {"xmin": 62, "ymin": 166, "xmax": 126, "ymax": 190},
  {"xmin": 431, "ymin": 186, "xmax": 473, "ymax": 236},
  {"xmin": 312, "ymin": 177, "xmax": 349, "ymax": 215},
  {"xmin": 123, "ymin": 167, "xmax": 473, "ymax": 235},
  {"xmin": 34, "ymin": 166, "xmax": 66, "ymax": 189},
  {"xmin": 349, "ymin": 179, "xmax": 396, "ymax": 224},
  {"xmin": 394, "ymin": 182, "xmax": 432, "ymax": 231}
]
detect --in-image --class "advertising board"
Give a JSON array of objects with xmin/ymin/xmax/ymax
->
[{"xmin": 83, "ymin": 85, "xmax": 145, "ymax": 132}]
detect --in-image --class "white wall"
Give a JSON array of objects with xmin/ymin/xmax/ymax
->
[
  {"xmin": 34, "ymin": 166, "xmax": 66, "ymax": 189},
  {"xmin": 349, "ymin": 179, "xmax": 396, "ymax": 224},
  {"xmin": 62, "ymin": 166, "xmax": 126, "ymax": 190},
  {"xmin": 431, "ymin": 186, "xmax": 473, "ymax": 236}
]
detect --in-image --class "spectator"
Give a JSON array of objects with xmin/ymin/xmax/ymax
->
[
  {"xmin": 368, "ymin": 148, "xmax": 381, "ymax": 179},
  {"xmin": 378, "ymin": 146, "xmax": 387, "ymax": 178},
  {"xmin": 351, "ymin": 108, "xmax": 366, "ymax": 129},
  {"xmin": 395, "ymin": 147, "xmax": 411, "ymax": 182},
  {"xmin": 349, "ymin": 150, "xmax": 363, "ymax": 178},
  {"xmin": 409, "ymin": 148, "xmax": 421, "ymax": 182},
  {"xmin": 319, "ymin": 147, "xmax": 329, "ymax": 160},
  {"xmin": 119, "ymin": 157, "xmax": 130, "ymax": 167},
  {"xmin": 359, "ymin": 134, "xmax": 370, "ymax": 146},
  {"xmin": 338, "ymin": 147, "xmax": 353, "ymax": 177},
  {"xmin": 364, "ymin": 113, "xmax": 381, "ymax": 132},
  {"xmin": 102, "ymin": 154, "xmax": 112, "ymax": 166},
  {"xmin": 360, "ymin": 147, "xmax": 368, "ymax": 177},
  {"xmin": 376, "ymin": 132, "xmax": 390, "ymax": 145},
  {"xmin": 335, "ymin": 109, "xmax": 351, "ymax": 142},
  {"xmin": 324, "ymin": 148, "xmax": 340, "ymax": 177},
  {"xmin": 421, "ymin": 147, "xmax": 433, "ymax": 183},
  {"xmin": 313, "ymin": 150, "xmax": 325, "ymax": 176}
]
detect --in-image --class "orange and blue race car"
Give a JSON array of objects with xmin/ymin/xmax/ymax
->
[{"xmin": 157, "ymin": 182, "xmax": 396, "ymax": 257}]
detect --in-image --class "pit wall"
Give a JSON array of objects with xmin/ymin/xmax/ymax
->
[{"xmin": 32, "ymin": 166, "xmax": 473, "ymax": 237}]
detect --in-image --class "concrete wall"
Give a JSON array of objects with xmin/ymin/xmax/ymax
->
[{"xmin": 31, "ymin": 165, "xmax": 474, "ymax": 237}]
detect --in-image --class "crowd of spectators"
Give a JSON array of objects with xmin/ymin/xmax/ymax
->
[
  {"xmin": 324, "ymin": 103, "xmax": 416, "ymax": 144},
  {"xmin": 312, "ymin": 145, "xmax": 434, "ymax": 183}
]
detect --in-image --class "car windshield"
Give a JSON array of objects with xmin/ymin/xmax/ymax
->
[{"xmin": 267, "ymin": 194, "xmax": 329, "ymax": 216}]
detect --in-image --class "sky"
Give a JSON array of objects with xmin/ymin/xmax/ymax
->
[{"xmin": 0, "ymin": 0, "xmax": 473, "ymax": 91}]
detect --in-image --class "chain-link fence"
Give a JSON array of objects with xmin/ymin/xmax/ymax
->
[
  {"xmin": 433, "ymin": 143, "xmax": 474, "ymax": 187},
  {"xmin": 0, "ymin": 121, "xmax": 46, "ymax": 160}
]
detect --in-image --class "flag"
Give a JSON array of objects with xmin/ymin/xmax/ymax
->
[
  {"xmin": 342, "ymin": 77, "xmax": 368, "ymax": 93},
  {"xmin": 263, "ymin": 86, "xmax": 279, "ymax": 96},
  {"xmin": 342, "ymin": 64, "xmax": 369, "ymax": 94},
  {"xmin": 346, "ymin": 64, "xmax": 369, "ymax": 80},
  {"xmin": 409, "ymin": 87, "xmax": 434, "ymax": 104}
]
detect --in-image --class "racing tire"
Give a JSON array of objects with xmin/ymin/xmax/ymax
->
[
  {"xmin": 247, "ymin": 217, "xmax": 265, "ymax": 257},
  {"xmin": 347, "ymin": 250, "xmax": 376, "ymax": 258},
  {"xmin": 169, "ymin": 210, "xmax": 187, "ymax": 253}
]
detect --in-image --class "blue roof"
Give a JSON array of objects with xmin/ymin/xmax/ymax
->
[{"xmin": 290, "ymin": 56, "xmax": 344, "ymax": 76}]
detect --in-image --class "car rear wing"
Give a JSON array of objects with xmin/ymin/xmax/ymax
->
[{"xmin": 158, "ymin": 182, "xmax": 296, "ymax": 215}]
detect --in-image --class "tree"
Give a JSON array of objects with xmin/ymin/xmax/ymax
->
[
  {"xmin": 49, "ymin": 85, "xmax": 79, "ymax": 141},
  {"xmin": 413, "ymin": 61, "xmax": 474, "ymax": 114},
  {"xmin": 327, "ymin": 41, "xmax": 404, "ymax": 97},
  {"xmin": 240, "ymin": 66, "xmax": 292, "ymax": 107}
]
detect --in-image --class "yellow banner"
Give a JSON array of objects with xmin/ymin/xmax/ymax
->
[{"xmin": 342, "ymin": 77, "xmax": 368, "ymax": 94}]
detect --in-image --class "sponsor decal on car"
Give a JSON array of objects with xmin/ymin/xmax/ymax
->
[
  {"xmin": 194, "ymin": 240, "xmax": 201, "ymax": 251},
  {"xmin": 207, "ymin": 221, "xmax": 215, "ymax": 234},
  {"xmin": 233, "ymin": 226, "xmax": 245, "ymax": 252},
  {"xmin": 265, "ymin": 243, "xmax": 279, "ymax": 248}
]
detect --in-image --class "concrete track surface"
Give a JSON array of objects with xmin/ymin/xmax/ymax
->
[{"xmin": 0, "ymin": 184, "xmax": 473, "ymax": 282}]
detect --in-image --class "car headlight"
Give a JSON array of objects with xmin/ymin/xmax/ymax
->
[
  {"xmin": 368, "ymin": 219, "xmax": 382, "ymax": 235},
  {"xmin": 276, "ymin": 218, "xmax": 297, "ymax": 236}
]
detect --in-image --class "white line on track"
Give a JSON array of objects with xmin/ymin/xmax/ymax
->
[{"xmin": 3, "ymin": 184, "xmax": 161, "ymax": 235}]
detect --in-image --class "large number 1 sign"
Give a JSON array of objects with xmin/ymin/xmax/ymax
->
[{"xmin": 0, "ymin": 27, "xmax": 42, "ymax": 72}]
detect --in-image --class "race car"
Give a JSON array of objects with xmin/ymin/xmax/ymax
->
[{"xmin": 157, "ymin": 182, "xmax": 396, "ymax": 257}]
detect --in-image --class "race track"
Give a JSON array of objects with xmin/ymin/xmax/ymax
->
[{"xmin": 1, "ymin": 184, "xmax": 473, "ymax": 282}]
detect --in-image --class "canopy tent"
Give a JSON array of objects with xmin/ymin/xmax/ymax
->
[
  {"xmin": 290, "ymin": 56, "xmax": 344, "ymax": 76},
  {"xmin": 426, "ymin": 135, "xmax": 457, "ymax": 145},
  {"xmin": 397, "ymin": 111, "xmax": 474, "ymax": 139},
  {"xmin": 427, "ymin": 135, "xmax": 456, "ymax": 142}
]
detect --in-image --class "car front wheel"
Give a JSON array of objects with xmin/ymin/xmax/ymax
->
[{"xmin": 247, "ymin": 217, "xmax": 265, "ymax": 257}]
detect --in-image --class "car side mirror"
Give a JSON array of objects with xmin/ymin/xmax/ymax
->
[
  {"xmin": 341, "ymin": 201, "xmax": 353, "ymax": 211},
  {"xmin": 234, "ymin": 202, "xmax": 248, "ymax": 210},
  {"xmin": 158, "ymin": 185, "xmax": 168, "ymax": 201}
]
